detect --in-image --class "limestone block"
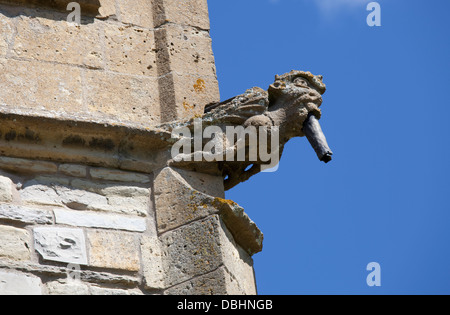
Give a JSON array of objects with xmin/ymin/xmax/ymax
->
[
  {"xmin": 0, "ymin": 0, "xmax": 102, "ymax": 15},
  {"xmin": 54, "ymin": 185, "xmax": 110, "ymax": 211},
  {"xmin": 0, "ymin": 156, "xmax": 58, "ymax": 175},
  {"xmin": 155, "ymin": 0, "xmax": 211, "ymax": 30},
  {"xmin": 164, "ymin": 267, "xmax": 243, "ymax": 295},
  {"xmin": 69, "ymin": 179, "xmax": 151, "ymax": 217},
  {"xmin": 142, "ymin": 216, "xmax": 224, "ymax": 289},
  {"xmin": 105, "ymin": 195, "xmax": 149, "ymax": 217},
  {"xmin": 87, "ymin": 230, "xmax": 140, "ymax": 271},
  {"xmin": 0, "ymin": 58, "xmax": 83, "ymax": 113},
  {"xmin": 20, "ymin": 180, "xmax": 61, "ymax": 207},
  {"xmin": 0, "ymin": 225, "xmax": 30, "ymax": 261},
  {"xmin": 46, "ymin": 280, "xmax": 90, "ymax": 295},
  {"xmin": 0, "ymin": 271, "xmax": 42, "ymax": 295},
  {"xmin": 89, "ymin": 286, "xmax": 144, "ymax": 295},
  {"xmin": 104, "ymin": 23, "xmax": 157, "ymax": 76},
  {"xmin": 84, "ymin": 69, "xmax": 161, "ymax": 126},
  {"xmin": 0, "ymin": 175, "xmax": 13, "ymax": 202},
  {"xmin": 58, "ymin": 164, "xmax": 87, "ymax": 178},
  {"xmin": 142, "ymin": 215, "xmax": 257, "ymax": 293},
  {"xmin": 170, "ymin": 167, "xmax": 224, "ymax": 198},
  {"xmin": 0, "ymin": 12, "xmax": 14, "ymax": 56},
  {"xmin": 172, "ymin": 72, "xmax": 220, "ymax": 120},
  {"xmin": 54, "ymin": 209, "xmax": 147, "ymax": 232},
  {"xmin": 98, "ymin": 0, "xmax": 116, "ymax": 19},
  {"xmin": 89, "ymin": 167, "xmax": 151, "ymax": 183},
  {"xmin": 116, "ymin": 0, "xmax": 154, "ymax": 29},
  {"xmin": 13, "ymin": 16, "xmax": 104, "ymax": 69},
  {"xmin": 153, "ymin": 167, "xmax": 219, "ymax": 233},
  {"xmin": 140, "ymin": 236, "xmax": 165, "ymax": 289},
  {"xmin": 33, "ymin": 227, "xmax": 88, "ymax": 265},
  {"xmin": 218, "ymin": 219, "xmax": 257, "ymax": 295},
  {"xmin": 161, "ymin": 24, "xmax": 216, "ymax": 78},
  {"xmin": 71, "ymin": 179, "xmax": 150, "ymax": 196},
  {"xmin": 0, "ymin": 204, "xmax": 53, "ymax": 225}
]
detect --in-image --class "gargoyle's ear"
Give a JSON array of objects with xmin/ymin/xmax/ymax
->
[{"xmin": 268, "ymin": 80, "xmax": 286, "ymax": 105}]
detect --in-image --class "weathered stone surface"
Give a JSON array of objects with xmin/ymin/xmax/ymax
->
[
  {"xmin": 13, "ymin": 16, "xmax": 104, "ymax": 69},
  {"xmin": 164, "ymin": 266, "xmax": 249, "ymax": 295},
  {"xmin": 87, "ymin": 230, "xmax": 140, "ymax": 271},
  {"xmin": 20, "ymin": 180, "xmax": 61, "ymax": 206},
  {"xmin": 172, "ymin": 72, "xmax": 220, "ymax": 120},
  {"xmin": 218, "ymin": 219, "xmax": 257, "ymax": 295},
  {"xmin": 105, "ymin": 195, "xmax": 150, "ymax": 217},
  {"xmin": 0, "ymin": 259, "xmax": 139, "ymax": 286},
  {"xmin": 33, "ymin": 227, "xmax": 88, "ymax": 265},
  {"xmin": 143, "ymin": 216, "xmax": 223, "ymax": 289},
  {"xmin": 142, "ymin": 215, "xmax": 257, "ymax": 293},
  {"xmin": 161, "ymin": 24, "xmax": 216, "ymax": 77},
  {"xmin": 154, "ymin": 167, "xmax": 219, "ymax": 233},
  {"xmin": 58, "ymin": 164, "xmax": 87, "ymax": 178},
  {"xmin": 0, "ymin": 204, "xmax": 53, "ymax": 225},
  {"xmin": 215, "ymin": 198, "xmax": 264, "ymax": 256},
  {"xmin": 0, "ymin": 58, "xmax": 83, "ymax": 113},
  {"xmin": 117, "ymin": 0, "xmax": 154, "ymax": 29},
  {"xmin": 0, "ymin": 0, "xmax": 102, "ymax": 15},
  {"xmin": 0, "ymin": 175, "xmax": 13, "ymax": 202},
  {"xmin": 0, "ymin": 225, "xmax": 30, "ymax": 261},
  {"xmin": 46, "ymin": 280, "xmax": 90, "ymax": 295},
  {"xmin": 54, "ymin": 209, "xmax": 147, "ymax": 232},
  {"xmin": 67, "ymin": 179, "xmax": 151, "ymax": 216},
  {"xmin": 97, "ymin": 0, "xmax": 116, "ymax": 19},
  {"xmin": 164, "ymin": 267, "xmax": 229, "ymax": 295},
  {"xmin": 54, "ymin": 185, "xmax": 109, "ymax": 211},
  {"xmin": 84, "ymin": 69, "xmax": 161, "ymax": 126},
  {"xmin": 89, "ymin": 285, "xmax": 144, "ymax": 295},
  {"xmin": 90, "ymin": 167, "xmax": 151, "ymax": 183},
  {"xmin": 0, "ymin": 12, "xmax": 14, "ymax": 56},
  {"xmin": 169, "ymin": 167, "xmax": 224, "ymax": 198},
  {"xmin": 0, "ymin": 270, "xmax": 42, "ymax": 295},
  {"xmin": 104, "ymin": 24, "xmax": 157, "ymax": 76},
  {"xmin": 0, "ymin": 156, "xmax": 58, "ymax": 175},
  {"xmin": 155, "ymin": 0, "xmax": 211, "ymax": 30},
  {"xmin": 141, "ymin": 236, "xmax": 165, "ymax": 290}
]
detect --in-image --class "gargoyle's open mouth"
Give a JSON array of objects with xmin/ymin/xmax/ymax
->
[{"xmin": 302, "ymin": 113, "xmax": 333, "ymax": 163}]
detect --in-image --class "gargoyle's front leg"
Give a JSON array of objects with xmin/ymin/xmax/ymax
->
[{"xmin": 302, "ymin": 113, "xmax": 333, "ymax": 163}]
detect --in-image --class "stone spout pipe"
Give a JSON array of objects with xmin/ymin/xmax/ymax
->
[{"xmin": 302, "ymin": 113, "xmax": 333, "ymax": 163}]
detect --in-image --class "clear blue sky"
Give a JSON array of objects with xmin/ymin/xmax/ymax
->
[{"xmin": 208, "ymin": 0, "xmax": 450, "ymax": 295}]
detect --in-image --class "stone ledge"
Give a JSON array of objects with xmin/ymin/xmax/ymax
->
[
  {"xmin": 213, "ymin": 198, "xmax": 264, "ymax": 256},
  {"xmin": 0, "ymin": 110, "xmax": 172, "ymax": 174},
  {"xmin": 0, "ymin": 0, "xmax": 102, "ymax": 15},
  {"xmin": 0, "ymin": 259, "xmax": 140, "ymax": 285},
  {"xmin": 0, "ymin": 204, "xmax": 54, "ymax": 225}
]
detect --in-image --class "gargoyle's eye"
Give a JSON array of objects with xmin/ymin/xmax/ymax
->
[{"xmin": 293, "ymin": 77, "xmax": 309, "ymax": 88}]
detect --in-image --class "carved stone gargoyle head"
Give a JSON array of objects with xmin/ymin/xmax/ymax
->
[{"xmin": 166, "ymin": 70, "xmax": 333, "ymax": 190}]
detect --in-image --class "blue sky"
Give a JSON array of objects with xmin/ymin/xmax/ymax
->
[{"xmin": 208, "ymin": 0, "xmax": 450, "ymax": 294}]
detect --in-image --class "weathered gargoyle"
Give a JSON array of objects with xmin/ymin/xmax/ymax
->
[{"xmin": 162, "ymin": 70, "xmax": 333, "ymax": 190}]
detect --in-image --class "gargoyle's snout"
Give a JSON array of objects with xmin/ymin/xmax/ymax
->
[{"xmin": 302, "ymin": 113, "xmax": 333, "ymax": 163}]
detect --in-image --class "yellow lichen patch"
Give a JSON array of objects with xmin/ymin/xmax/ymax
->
[
  {"xmin": 193, "ymin": 79, "xmax": 206, "ymax": 93},
  {"xmin": 183, "ymin": 101, "xmax": 194, "ymax": 111},
  {"xmin": 213, "ymin": 197, "xmax": 238, "ymax": 208}
]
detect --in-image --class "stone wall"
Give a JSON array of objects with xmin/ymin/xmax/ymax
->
[
  {"xmin": 0, "ymin": 0, "xmax": 219, "ymax": 126},
  {"xmin": 0, "ymin": 0, "xmax": 262, "ymax": 295},
  {"xmin": 0, "ymin": 156, "xmax": 259, "ymax": 294}
]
